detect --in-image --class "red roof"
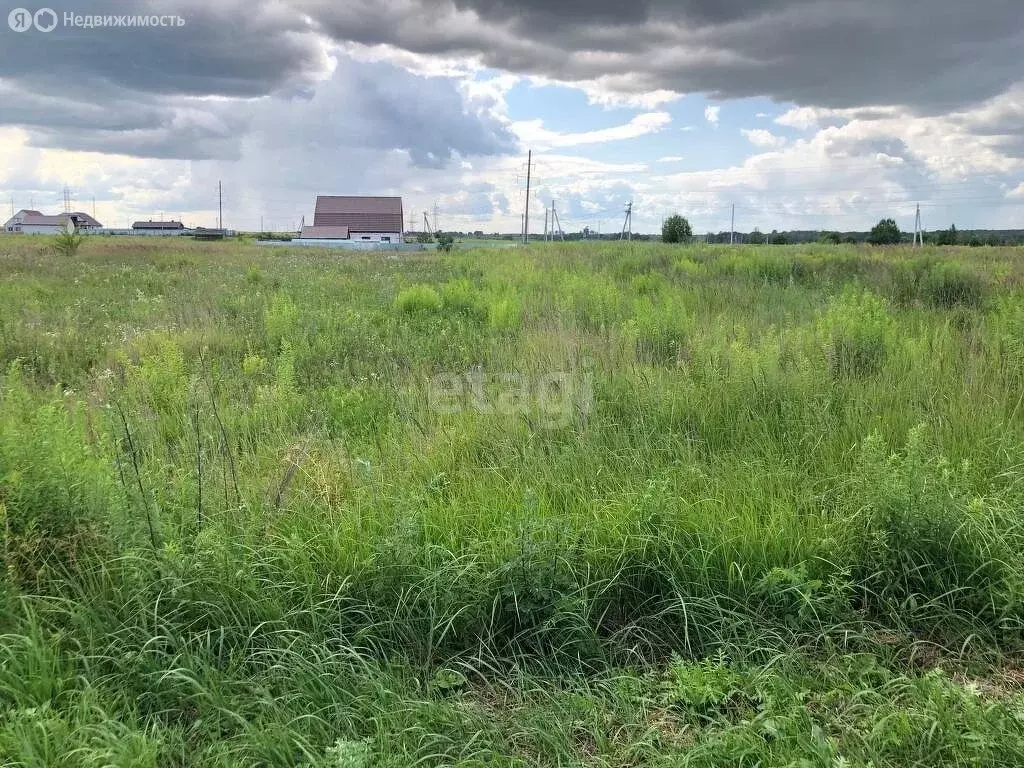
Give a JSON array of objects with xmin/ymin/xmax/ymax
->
[{"xmin": 313, "ymin": 196, "xmax": 403, "ymax": 232}]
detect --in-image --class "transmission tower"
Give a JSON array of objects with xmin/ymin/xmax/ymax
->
[{"xmin": 913, "ymin": 204, "xmax": 924, "ymax": 248}]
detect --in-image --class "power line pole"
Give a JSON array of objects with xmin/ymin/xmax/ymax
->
[
  {"xmin": 423, "ymin": 211, "xmax": 433, "ymax": 236},
  {"xmin": 730, "ymin": 204, "xmax": 735, "ymax": 245},
  {"xmin": 433, "ymin": 202, "xmax": 439, "ymax": 234},
  {"xmin": 92, "ymin": 196, "xmax": 96, "ymax": 221},
  {"xmin": 63, "ymin": 186, "xmax": 71, "ymax": 214},
  {"xmin": 551, "ymin": 199, "xmax": 564, "ymax": 241},
  {"xmin": 217, "ymin": 181, "xmax": 223, "ymax": 230},
  {"xmin": 522, "ymin": 149, "xmax": 532, "ymax": 244},
  {"xmin": 543, "ymin": 207, "xmax": 548, "ymax": 242},
  {"xmin": 619, "ymin": 201, "xmax": 632, "ymax": 241},
  {"xmin": 913, "ymin": 203, "xmax": 923, "ymax": 248}
]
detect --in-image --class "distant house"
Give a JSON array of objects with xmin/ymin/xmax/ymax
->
[
  {"xmin": 300, "ymin": 196, "xmax": 403, "ymax": 243},
  {"xmin": 132, "ymin": 219, "xmax": 185, "ymax": 234},
  {"xmin": 4, "ymin": 209, "xmax": 103, "ymax": 234}
]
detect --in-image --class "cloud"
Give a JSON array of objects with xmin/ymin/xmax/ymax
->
[
  {"xmin": 1006, "ymin": 183, "xmax": 1024, "ymax": 199},
  {"xmin": 741, "ymin": 128, "xmax": 786, "ymax": 149},
  {"xmin": 704, "ymin": 106, "xmax": 721, "ymax": 125},
  {"xmin": 512, "ymin": 111, "xmax": 671, "ymax": 149},
  {"xmin": 300, "ymin": 0, "xmax": 1024, "ymax": 113},
  {"xmin": 658, "ymin": 156, "xmax": 685, "ymax": 162}
]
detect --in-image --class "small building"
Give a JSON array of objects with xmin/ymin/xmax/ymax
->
[
  {"xmin": 132, "ymin": 219, "xmax": 185, "ymax": 234},
  {"xmin": 4, "ymin": 209, "xmax": 103, "ymax": 234},
  {"xmin": 304, "ymin": 196, "xmax": 403, "ymax": 243}
]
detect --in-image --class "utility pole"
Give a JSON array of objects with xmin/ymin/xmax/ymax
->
[
  {"xmin": 92, "ymin": 196, "xmax": 96, "ymax": 220},
  {"xmin": 730, "ymin": 204, "xmax": 735, "ymax": 245},
  {"xmin": 551, "ymin": 199, "xmax": 564, "ymax": 241},
  {"xmin": 619, "ymin": 201, "xmax": 632, "ymax": 241},
  {"xmin": 523, "ymin": 149, "xmax": 532, "ymax": 244},
  {"xmin": 63, "ymin": 186, "xmax": 71, "ymax": 214},
  {"xmin": 423, "ymin": 211, "xmax": 433, "ymax": 236},
  {"xmin": 913, "ymin": 203, "xmax": 923, "ymax": 248},
  {"xmin": 217, "ymin": 181, "xmax": 223, "ymax": 230},
  {"xmin": 543, "ymin": 207, "xmax": 549, "ymax": 242},
  {"xmin": 433, "ymin": 202, "xmax": 439, "ymax": 234}
]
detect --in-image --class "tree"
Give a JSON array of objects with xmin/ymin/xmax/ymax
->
[
  {"xmin": 415, "ymin": 231, "xmax": 433, "ymax": 244},
  {"xmin": 820, "ymin": 231, "xmax": 843, "ymax": 245},
  {"xmin": 662, "ymin": 215, "xmax": 692, "ymax": 243},
  {"xmin": 869, "ymin": 218, "xmax": 901, "ymax": 245},
  {"xmin": 436, "ymin": 233, "xmax": 455, "ymax": 253},
  {"xmin": 936, "ymin": 224, "xmax": 958, "ymax": 246},
  {"xmin": 770, "ymin": 230, "xmax": 789, "ymax": 245}
]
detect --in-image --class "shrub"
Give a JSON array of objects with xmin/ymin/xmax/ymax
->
[
  {"xmin": 52, "ymin": 230, "xmax": 84, "ymax": 258},
  {"xmin": 662, "ymin": 215, "xmax": 692, "ymax": 244},
  {"xmin": 869, "ymin": 218, "xmax": 901, "ymax": 245},
  {"xmin": 394, "ymin": 284, "xmax": 442, "ymax": 314},
  {"xmin": 820, "ymin": 289, "xmax": 890, "ymax": 377},
  {"xmin": 436, "ymin": 233, "xmax": 455, "ymax": 253}
]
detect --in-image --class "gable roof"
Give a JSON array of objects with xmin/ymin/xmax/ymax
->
[{"xmin": 313, "ymin": 196, "xmax": 403, "ymax": 232}]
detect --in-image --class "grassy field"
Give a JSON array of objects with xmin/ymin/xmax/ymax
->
[{"xmin": 1, "ymin": 235, "xmax": 1024, "ymax": 766}]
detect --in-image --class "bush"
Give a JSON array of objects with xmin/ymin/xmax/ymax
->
[
  {"xmin": 820, "ymin": 289, "xmax": 890, "ymax": 377},
  {"xmin": 436, "ymin": 233, "xmax": 455, "ymax": 253},
  {"xmin": 394, "ymin": 284, "xmax": 442, "ymax": 314},
  {"xmin": 52, "ymin": 230, "xmax": 84, "ymax": 258},
  {"xmin": 869, "ymin": 218, "xmax": 901, "ymax": 245},
  {"xmin": 662, "ymin": 215, "xmax": 692, "ymax": 244}
]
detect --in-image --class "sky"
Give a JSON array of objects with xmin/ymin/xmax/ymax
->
[{"xmin": 0, "ymin": 0, "xmax": 1022, "ymax": 234}]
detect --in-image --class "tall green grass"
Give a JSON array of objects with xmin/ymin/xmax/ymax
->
[{"xmin": 1, "ymin": 237, "xmax": 1023, "ymax": 765}]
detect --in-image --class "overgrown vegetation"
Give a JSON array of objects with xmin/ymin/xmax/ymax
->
[{"xmin": 1, "ymin": 236, "xmax": 1023, "ymax": 765}]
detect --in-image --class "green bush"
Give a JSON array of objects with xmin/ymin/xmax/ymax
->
[{"xmin": 394, "ymin": 284, "xmax": 442, "ymax": 314}]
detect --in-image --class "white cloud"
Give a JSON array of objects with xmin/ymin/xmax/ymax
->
[
  {"xmin": 775, "ymin": 106, "xmax": 832, "ymax": 130},
  {"xmin": 704, "ymin": 105, "xmax": 721, "ymax": 125},
  {"xmin": 741, "ymin": 128, "xmax": 787, "ymax": 149},
  {"xmin": 1008, "ymin": 183, "xmax": 1024, "ymax": 199},
  {"xmin": 511, "ymin": 111, "xmax": 671, "ymax": 149},
  {"xmin": 756, "ymin": 112, "xmax": 769, "ymax": 118},
  {"xmin": 658, "ymin": 156, "xmax": 685, "ymax": 162}
]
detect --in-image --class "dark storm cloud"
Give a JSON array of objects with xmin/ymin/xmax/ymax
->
[
  {"xmin": 0, "ymin": 2, "xmax": 514, "ymax": 163},
  {"xmin": 308, "ymin": 0, "xmax": 1023, "ymax": 112},
  {"xmin": 1, "ymin": 0, "xmax": 1020, "ymax": 168}
]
